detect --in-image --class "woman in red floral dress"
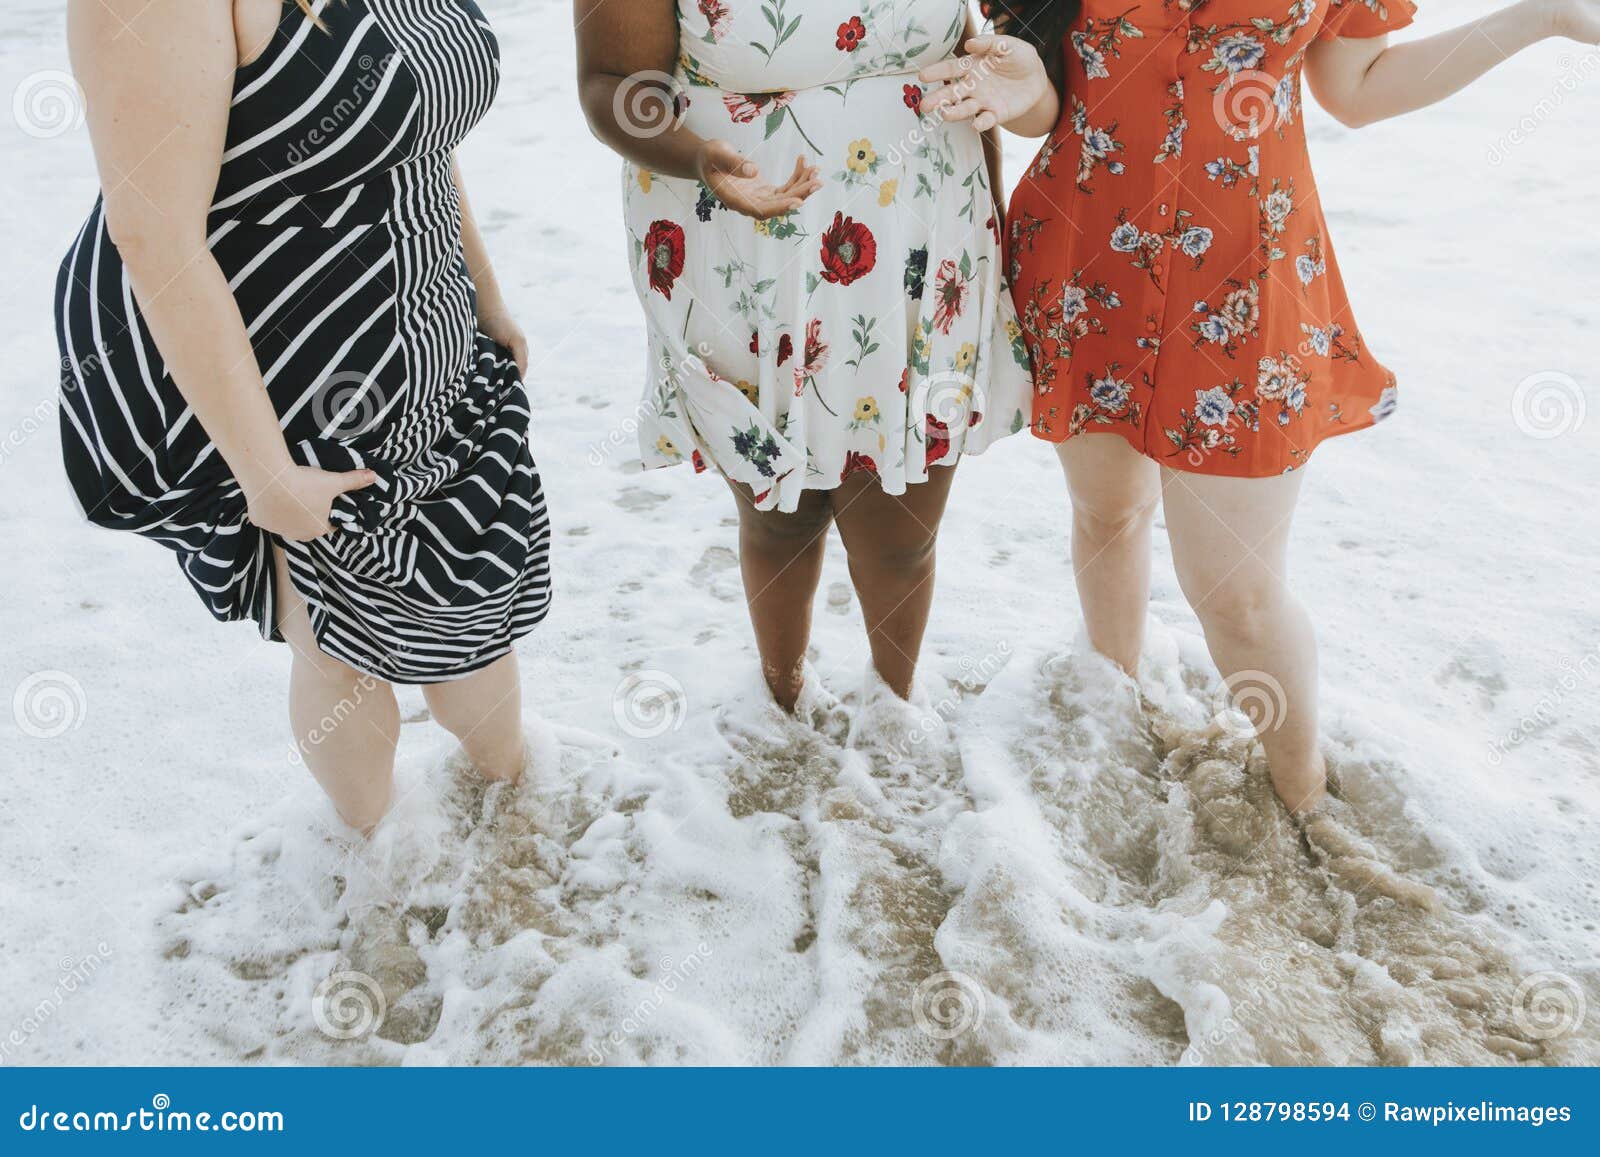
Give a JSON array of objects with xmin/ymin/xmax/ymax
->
[{"xmin": 922, "ymin": 0, "xmax": 1600, "ymax": 812}]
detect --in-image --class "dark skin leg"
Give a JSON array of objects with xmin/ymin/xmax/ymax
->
[
  {"xmin": 830, "ymin": 465, "xmax": 958, "ymax": 701},
  {"xmin": 725, "ymin": 480, "xmax": 834, "ymax": 711}
]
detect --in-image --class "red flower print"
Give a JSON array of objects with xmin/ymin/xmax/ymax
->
[
  {"xmin": 723, "ymin": 90, "xmax": 794, "ymax": 125},
  {"xmin": 898, "ymin": 368, "xmax": 909, "ymax": 394},
  {"xmin": 841, "ymin": 451, "xmax": 878, "ymax": 480},
  {"xmin": 692, "ymin": 450, "xmax": 707, "ymax": 473},
  {"xmin": 931, "ymin": 258, "xmax": 969, "ymax": 334},
  {"xmin": 969, "ymin": 411, "xmax": 983, "ymax": 428},
  {"xmin": 925, "ymin": 416, "xmax": 951, "ymax": 469},
  {"xmin": 903, "ymin": 84, "xmax": 923, "ymax": 115},
  {"xmin": 777, "ymin": 333, "xmax": 794, "ymax": 366},
  {"xmin": 750, "ymin": 331, "xmax": 760, "ymax": 355},
  {"xmin": 645, "ymin": 220, "xmax": 686, "ymax": 300},
  {"xmin": 698, "ymin": 0, "xmax": 732, "ymax": 43},
  {"xmin": 794, "ymin": 319, "xmax": 829, "ymax": 395},
  {"xmin": 836, "ymin": 16, "xmax": 866, "ymax": 52},
  {"xmin": 819, "ymin": 213, "xmax": 877, "ymax": 287}
]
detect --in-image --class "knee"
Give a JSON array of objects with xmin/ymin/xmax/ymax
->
[
  {"xmin": 1189, "ymin": 576, "xmax": 1284, "ymax": 642},
  {"xmin": 1073, "ymin": 494, "xmax": 1157, "ymax": 544},
  {"xmin": 847, "ymin": 529, "xmax": 938, "ymax": 577},
  {"xmin": 742, "ymin": 506, "xmax": 832, "ymax": 554}
]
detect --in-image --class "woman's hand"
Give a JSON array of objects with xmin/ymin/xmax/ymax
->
[
  {"xmin": 697, "ymin": 141, "xmax": 821, "ymax": 221},
  {"xmin": 919, "ymin": 36, "xmax": 1055, "ymax": 135},
  {"xmin": 1549, "ymin": 0, "xmax": 1600, "ymax": 41},
  {"xmin": 478, "ymin": 304, "xmax": 530, "ymax": 376},
  {"xmin": 244, "ymin": 465, "xmax": 378, "ymax": 542}
]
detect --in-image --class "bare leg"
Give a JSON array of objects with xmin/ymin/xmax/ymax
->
[
  {"xmin": 1160, "ymin": 468, "xmax": 1325, "ymax": 815},
  {"xmin": 1057, "ymin": 435, "xmax": 1162, "ymax": 675},
  {"xmin": 829, "ymin": 465, "xmax": 958, "ymax": 700},
  {"xmin": 422, "ymin": 652, "xmax": 526, "ymax": 782},
  {"xmin": 726, "ymin": 482, "xmax": 834, "ymax": 711},
  {"xmin": 271, "ymin": 546, "xmax": 399, "ymax": 834}
]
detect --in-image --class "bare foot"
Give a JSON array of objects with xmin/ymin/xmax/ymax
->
[{"xmin": 1271, "ymin": 749, "xmax": 1327, "ymax": 816}]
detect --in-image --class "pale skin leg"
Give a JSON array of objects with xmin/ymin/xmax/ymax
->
[
  {"xmin": 1056, "ymin": 435, "xmax": 1162, "ymax": 675},
  {"xmin": 421, "ymin": 655, "xmax": 527, "ymax": 783},
  {"xmin": 1055, "ymin": 436, "xmax": 1325, "ymax": 814},
  {"xmin": 271, "ymin": 546, "xmax": 399, "ymax": 834},
  {"xmin": 1160, "ymin": 469, "xmax": 1326, "ymax": 816}
]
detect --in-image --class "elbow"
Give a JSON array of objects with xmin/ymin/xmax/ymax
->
[
  {"xmin": 1328, "ymin": 103, "xmax": 1377, "ymax": 130},
  {"xmin": 575, "ymin": 76, "xmax": 613, "ymax": 145},
  {"xmin": 102, "ymin": 202, "xmax": 206, "ymax": 275}
]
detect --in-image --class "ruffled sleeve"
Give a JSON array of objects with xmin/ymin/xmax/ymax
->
[{"xmin": 1319, "ymin": 0, "xmax": 1418, "ymax": 40}]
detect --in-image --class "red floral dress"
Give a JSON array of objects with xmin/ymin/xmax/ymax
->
[
  {"xmin": 622, "ymin": 0, "xmax": 1033, "ymax": 511},
  {"xmin": 1007, "ymin": 0, "xmax": 1416, "ymax": 475}
]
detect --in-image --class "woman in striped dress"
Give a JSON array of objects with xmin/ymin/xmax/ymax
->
[{"xmin": 57, "ymin": 0, "xmax": 551, "ymax": 832}]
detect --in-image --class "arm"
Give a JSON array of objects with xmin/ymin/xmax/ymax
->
[
  {"xmin": 572, "ymin": 0, "xmax": 820, "ymax": 219},
  {"xmin": 919, "ymin": 35, "xmax": 1059, "ymax": 139},
  {"xmin": 452, "ymin": 156, "xmax": 527, "ymax": 374},
  {"xmin": 959, "ymin": 13, "xmax": 1009, "ymax": 216},
  {"xmin": 69, "ymin": 0, "xmax": 372, "ymax": 541},
  {"xmin": 1306, "ymin": 0, "xmax": 1600, "ymax": 129}
]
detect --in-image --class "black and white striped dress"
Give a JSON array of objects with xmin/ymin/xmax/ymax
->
[{"xmin": 55, "ymin": 0, "xmax": 551, "ymax": 684}]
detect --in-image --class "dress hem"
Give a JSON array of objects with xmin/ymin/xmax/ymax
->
[{"xmin": 1032, "ymin": 407, "xmax": 1392, "ymax": 477}]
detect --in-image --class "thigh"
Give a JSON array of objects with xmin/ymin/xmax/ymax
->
[
  {"xmin": 830, "ymin": 463, "xmax": 958, "ymax": 558},
  {"xmin": 270, "ymin": 544, "xmax": 319, "ymax": 656},
  {"xmin": 270, "ymin": 543, "xmax": 366, "ymax": 680},
  {"xmin": 1058, "ymin": 433, "xmax": 1162, "ymax": 523},
  {"xmin": 725, "ymin": 479, "xmax": 835, "ymax": 545},
  {"xmin": 1160, "ymin": 467, "xmax": 1305, "ymax": 595}
]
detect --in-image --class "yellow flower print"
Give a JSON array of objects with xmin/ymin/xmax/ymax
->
[
  {"xmin": 846, "ymin": 138, "xmax": 877, "ymax": 174},
  {"xmin": 637, "ymin": 168, "xmax": 654, "ymax": 193},
  {"xmin": 854, "ymin": 396, "xmax": 880, "ymax": 422},
  {"xmin": 877, "ymin": 179, "xmax": 898, "ymax": 207},
  {"xmin": 655, "ymin": 434, "xmax": 679, "ymax": 458},
  {"xmin": 736, "ymin": 380, "xmax": 760, "ymax": 405},
  {"xmin": 1005, "ymin": 319, "xmax": 1021, "ymax": 343},
  {"xmin": 954, "ymin": 343, "xmax": 977, "ymax": 373},
  {"xmin": 753, "ymin": 217, "xmax": 771, "ymax": 236}
]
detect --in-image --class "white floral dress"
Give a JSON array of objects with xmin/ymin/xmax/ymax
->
[{"xmin": 622, "ymin": 0, "xmax": 1033, "ymax": 511}]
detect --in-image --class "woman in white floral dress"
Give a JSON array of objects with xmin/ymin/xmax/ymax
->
[{"xmin": 577, "ymin": 0, "xmax": 1033, "ymax": 711}]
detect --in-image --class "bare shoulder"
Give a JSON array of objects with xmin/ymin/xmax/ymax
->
[{"xmin": 68, "ymin": 0, "xmax": 235, "ymax": 68}]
